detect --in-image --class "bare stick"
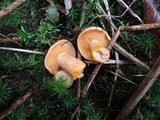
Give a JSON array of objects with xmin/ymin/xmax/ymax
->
[
  {"xmin": 103, "ymin": 0, "xmax": 114, "ymax": 35},
  {"xmin": 113, "ymin": 43, "xmax": 150, "ymax": 69},
  {"xmin": 108, "ymin": 70, "xmax": 137, "ymax": 85},
  {"xmin": 108, "ymin": 28, "xmax": 120, "ymax": 50},
  {"xmin": 118, "ymin": 0, "xmax": 136, "ymax": 18},
  {"xmin": 0, "ymin": 36, "xmax": 21, "ymax": 43},
  {"xmin": 117, "ymin": 0, "xmax": 143, "ymax": 23},
  {"xmin": 0, "ymin": 91, "xmax": 33, "ymax": 119},
  {"xmin": 0, "ymin": 47, "xmax": 44, "ymax": 55},
  {"xmin": 104, "ymin": 51, "xmax": 120, "ymax": 120},
  {"xmin": 85, "ymin": 59, "xmax": 130, "ymax": 65},
  {"xmin": 96, "ymin": 3, "xmax": 117, "ymax": 30},
  {"xmin": 115, "ymin": 55, "xmax": 160, "ymax": 120},
  {"xmin": 0, "ymin": 0, "xmax": 27, "ymax": 19},
  {"xmin": 120, "ymin": 22, "xmax": 160, "ymax": 32}
]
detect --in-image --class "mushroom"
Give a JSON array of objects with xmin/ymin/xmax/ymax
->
[
  {"xmin": 77, "ymin": 27, "xmax": 111, "ymax": 63},
  {"xmin": 44, "ymin": 39, "xmax": 86, "ymax": 81}
]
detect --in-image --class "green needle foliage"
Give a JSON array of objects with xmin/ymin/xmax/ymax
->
[
  {"xmin": 47, "ymin": 77, "xmax": 68, "ymax": 99},
  {"xmin": 8, "ymin": 106, "xmax": 26, "ymax": 120},
  {"xmin": 19, "ymin": 21, "xmax": 61, "ymax": 48},
  {"xmin": 88, "ymin": 111, "xmax": 102, "ymax": 120},
  {"xmin": 0, "ymin": 52, "xmax": 16, "ymax": 69},
  {"xmin": 82, "ymin": 99, "xmax": 102, "ymax": 119},
  {"xmin": 130, "ymin": 32, "xmax": 154, "ymax": 53},
  {"xmin": 82, "ymin": 99, "xmax": 95, "ymax": 115},
  {"xmin": 0, "ymin": 81, "xmax": 12, "ymax": 105},
  {"xmin": 62, "ymin": 94, "xmax": 76, "ymax": 110}
]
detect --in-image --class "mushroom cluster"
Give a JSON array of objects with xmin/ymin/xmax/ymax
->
[
  {"xmin": 45, "ymin": 39, "xmax": 86, "ymax": 87},
  {"xmin": 44, "ymin": 27, "xmax": 111, "ymax": 87}
]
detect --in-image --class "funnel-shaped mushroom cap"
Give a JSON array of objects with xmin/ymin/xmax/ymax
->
[
  {"xmin": 44, "ymin": 39, "xmax": 75, "ymax": 74},
  {"xmin": 77, "ymin": 27, "xmax": 111, "ymax": 62}
]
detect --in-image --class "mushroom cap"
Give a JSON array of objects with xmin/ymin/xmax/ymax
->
[
  {"xmin": 77, "ymin": 27, "xmax": 111, "ymax": 61},
  {"xmin": 44, "ymin": 39, "xmax": 76, "ymax": 74}
]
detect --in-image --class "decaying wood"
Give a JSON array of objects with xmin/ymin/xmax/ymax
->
[
  {"xmin": 0, "ymin": 36, "xmax": 21, "ymax": 43},
  {"xmin": 0, "ymin": 91, "xmax": 33, "ymax": 119},
  {"xmin": 115, "ymin": 55, "xmax": 160, "ymax": 120},
  {"xmin": 0, "ymin": 0, "xmax": 27, "ymax": 19}
]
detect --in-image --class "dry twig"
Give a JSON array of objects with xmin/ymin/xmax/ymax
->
[
  {"xmin": 117, "ymin": 0, "xmax": 143, "ymax": 23},
  {"xmin": 0, "ymin": 36, "xmax": 21, "ymax": 43},
  {"xmin": 0, "ymin": 0, "xmax": 27, "ymax": 19},
  {"xmin": 113, "ymin": 43, "xmax": 150, "ymax": 69},
  {"xmin": 0, "ymin": 91, "xmax": 33, "ymax": 119},
  {"xmin": 0, "ymin": 47, "xmax": 44, "ymax": 55},
  {"xmin": 120, "ymin": 22, "xmax": 160, "ymax": 31}
]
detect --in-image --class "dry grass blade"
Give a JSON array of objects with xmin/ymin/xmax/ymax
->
[{"xmin": 0, "ymin": 91, "xmax": 33, "ymax": 119}]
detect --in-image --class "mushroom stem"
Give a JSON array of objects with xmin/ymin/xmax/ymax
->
[
  {"xmin": 55, "ymin": 70, "xmax": 74, "ymax": 88},
  {"xmin": 57, "ymin": 53, "xmax": 86, "ymax": 80},
  {"xmin": 90, "ymin": 40, "xmax": 110, "ymax": 63}
]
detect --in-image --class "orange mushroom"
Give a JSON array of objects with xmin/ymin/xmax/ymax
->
[
  {"xmin": 44, "ymin": 39, "xmax": 86, "ymax": 80},
  {"xmin": 77, "ymin": 27, "xmax": 111, "ymax": 63}
]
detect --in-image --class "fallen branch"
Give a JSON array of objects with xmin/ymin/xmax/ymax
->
[
  {"xmin": 115, "ymin": 55, "xmax": 160, "ymax": 120},
  {"xmin": 120, "ymin": 22, "xmax": 160, "ymax": 32},
  {"xmin": 0, "ymin": 0, "xmax": 27, "ymax": 19},
  {"xmin": 0, "ymin": 91, "xmax": 33, "ymax": 119}
]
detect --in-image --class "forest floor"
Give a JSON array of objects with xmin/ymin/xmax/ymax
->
[{"xmin": 0, "ymin": 0, "xmax": 160, "ymax": 120}]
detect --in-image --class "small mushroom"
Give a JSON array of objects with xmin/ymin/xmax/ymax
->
[
  {"xmin": 44, "ymin": 39, "xmax": 86, "ymax": 80},
  {"xmin": 77, "ymin": 27, "xmax": 111, "ymax": 63}
]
